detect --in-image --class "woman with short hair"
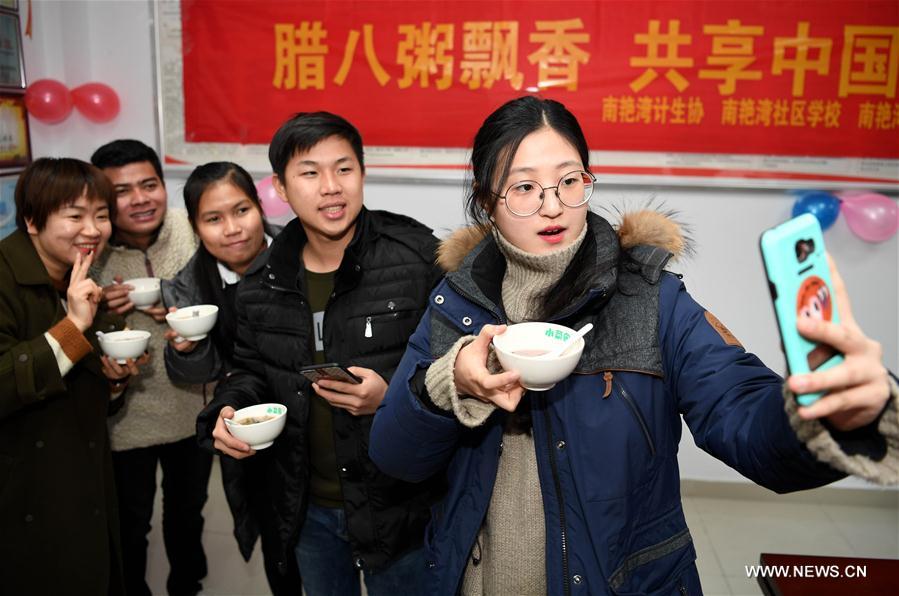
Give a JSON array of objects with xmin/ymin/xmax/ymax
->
[{"xmin": 0, "ymin": 157, "xmax": 144, "ymax": 596}]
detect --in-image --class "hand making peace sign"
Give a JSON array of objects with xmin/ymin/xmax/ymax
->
[{"xmin": 66, "ymin": 250, "xmax": 104, "ymax": 333}]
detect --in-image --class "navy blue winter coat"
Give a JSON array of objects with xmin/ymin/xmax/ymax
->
[{"xmin": 370, "ymin": 212, "xmax": 846, "ymax": 596}]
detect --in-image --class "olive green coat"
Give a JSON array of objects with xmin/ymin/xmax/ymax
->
[{"xmin": 0, "ymin": 230, "xmax": 125, "ymax": 596}]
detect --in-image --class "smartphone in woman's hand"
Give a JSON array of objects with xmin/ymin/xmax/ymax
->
[{"xmin": 760, "ymin": 213, "xmax": 844, "ymax": 406}]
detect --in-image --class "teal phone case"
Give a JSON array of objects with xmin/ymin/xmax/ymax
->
[{"xmin": 760, "ymin": 213, "xmax": 843, "ymax": 406}]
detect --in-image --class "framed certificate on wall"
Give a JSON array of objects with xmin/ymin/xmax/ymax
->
[
  {"xmin": 0, "ymin": 171, "xmax": 16, "ymax": 240},
  {"xmin": 0, "ymin": 9, "xmax": 23, "ymax": 89},
  {"xmin": 0, "ymin": 93, "xmax": 29, "ymax": 168}
]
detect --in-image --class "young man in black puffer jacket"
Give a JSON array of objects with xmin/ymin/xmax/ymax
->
[{"xmin": 196, "ymin": 112, "xmax": 444, "ymax": 596}]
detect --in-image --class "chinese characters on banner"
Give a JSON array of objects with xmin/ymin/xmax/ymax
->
[{"xmin": 169, "ymin": 0, "xmax": 899, "ymax": 185}]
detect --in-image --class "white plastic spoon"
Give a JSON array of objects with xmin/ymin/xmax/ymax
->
[{"xmin": 540, "ymin": 323, "xmax": 594, "ymax": 359}]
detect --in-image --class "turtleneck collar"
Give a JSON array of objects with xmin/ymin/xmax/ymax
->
[{"xmin": 492, "ymin": 223, "xmax": 587, "ymax": 323}]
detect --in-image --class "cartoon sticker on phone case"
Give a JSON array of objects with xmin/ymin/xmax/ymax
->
[
  {"xmin": 796, "ymin": 276, "xmax": 832, "ymax": 322},
  {"xmin": 796, "ymin": 276, "xmax": 836, "ymax": 370}
]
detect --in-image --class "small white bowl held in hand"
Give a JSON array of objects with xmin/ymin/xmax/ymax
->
[
  {"xmin": 224, "ymin": 403, "xmax": 287, "ymax": 450},
  {"xmin": 165, "ymin": 304, "xmax": 219, "ymax": 341},
  {"xmin": 124, "ymin": 277, "xmax": 161, "ymax": 308},
  {"xmin": 492, "ymin": 322, "xmax": 585, "ymax": 391},
  {"xmin": 98, "ymin": 329, "xmax": 151, "ymax": 364}
]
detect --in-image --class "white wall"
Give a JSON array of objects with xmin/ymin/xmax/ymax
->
[
  {"xmin": 24, "ymin": 1, "xmax": 899, "ymax": 487},
  {"xmin": 23, "ymin": 0, "xmax": 159, "ymax": 160}
]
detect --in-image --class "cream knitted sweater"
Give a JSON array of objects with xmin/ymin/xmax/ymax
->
[
  {"xmin": 426, "ymin": 226, "xmax": 586, "ymax": 596},
  {"xmin": 92, "ymin": 208, "xmax": 204, "ymax": 451}
]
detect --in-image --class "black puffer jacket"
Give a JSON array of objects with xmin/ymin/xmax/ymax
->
[
  {"xmin": 162, "ymin": 229, "xmax": 282, "ymax": 564},
  {"xmin": 198, "ymin": 208, "xmax": 445, "ymax": 572}
]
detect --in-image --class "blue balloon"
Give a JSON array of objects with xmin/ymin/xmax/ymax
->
[{"xmin": 791, "ymin": 191, "xmax": 840, "ymax": 230}]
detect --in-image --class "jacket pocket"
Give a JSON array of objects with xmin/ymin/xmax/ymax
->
[
  {"xmin": 571, "ymin": 372, "xmax": 661, "ymax": 501},
  {"xmin": 616, "ymin": 377, "xmax": 656, "ymax": 457},
  {"xmin": 609, "ymin": 528, "xmax": 695, "ymax": 595},
  {"xmin": 352, "ymin": 297, "xmax": 422, "ymax": 341},
  {"xmin": 362, "ymin": 311, "xmax": 410, "ymax": 339}
]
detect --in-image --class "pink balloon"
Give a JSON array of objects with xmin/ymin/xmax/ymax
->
[
  {"xmin": 72, "ymin": 82, "xmax": 120, "ymax": 123},
  {"xmin": 256, "ymin": 175, "xmax": 291, "ymax": 217},
  {"xmin": 24, "ymin": 79, "xmax": 73, "ymax": 124},
  {"xmin": 838, "ymin": 192, "xmax": 899, "ymax": 243}
]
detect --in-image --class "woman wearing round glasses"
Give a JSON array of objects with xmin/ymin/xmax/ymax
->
[{"xmin": 369, "ymin": 96, "xmax": 897, "ymax": 596}]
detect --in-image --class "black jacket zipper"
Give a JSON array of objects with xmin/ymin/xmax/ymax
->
[
  {"xmin": 616, "ymin": 376, "xmax": 656, "ymax": 457},
  {"xmin": 262, "ymin": 280, "xmax": 300, "ymax": 295},
  {"xmin": 261, "ymin": 277, "xmax": 314, "ymax": 554},
  {"xmin": 541, "ymin": 394, "xmax": 571, "ymax": 596}
]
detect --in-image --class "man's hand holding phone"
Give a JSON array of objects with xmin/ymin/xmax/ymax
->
[
  {"xmin": 312, "ymin": 367, "xmax": 388, "ymax": 416},
  {"xmin": 789, "ymin": 256, "xmax": 891, "ymax": 431}
]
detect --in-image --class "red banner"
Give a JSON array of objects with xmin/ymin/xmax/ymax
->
[{"xmin": 180, "ymin": 0, "xmax": 899, "ymax": 161}]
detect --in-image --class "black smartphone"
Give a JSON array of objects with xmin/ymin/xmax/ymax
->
[{"xmin": 299, "ymin": 363, "xmax": 362, "ymax": 384}]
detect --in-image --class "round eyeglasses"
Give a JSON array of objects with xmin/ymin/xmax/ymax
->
[{"xmin": 498, "ymin": 170, "xmax": 596, "ymax": 217}]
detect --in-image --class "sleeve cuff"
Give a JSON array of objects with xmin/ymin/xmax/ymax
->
[
  {"xmin": 44, "ymin": 318, "xmax": 93, "ymax": 378},
  {"xmin": 784, "ymin": 376, "xmax": 899, "ymax": 485},
  {"xmin": 48, "ymin": 318, "xmax": 93, "ymax": 363},
  {"xmin": 424, "ymin": 335, "xmax": 497, "ymax": 428}
]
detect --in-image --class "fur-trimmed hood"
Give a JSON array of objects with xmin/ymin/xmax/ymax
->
[{"xmin": 437, "ymin": 209, "xmax": 689, "ymax": 272}]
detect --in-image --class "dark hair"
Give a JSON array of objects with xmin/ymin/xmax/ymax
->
[
  {"xmin": 182, "ymin": 161, "xmax": 264, "ymax": 229},
  {"xmin": 469, "ymin": 96, "xmax": 599, "ymax": 322},
  {"xmin": 183, "ymin": 161, "xmax": 274, "ymax": 368},
  {"xmin": 15, "ymin": 157, "xmax": 115, "ymax": 233},
  {"xmin": 268, "ymin": 111, "xmax": 364, "ymax": 180},
  {"xmin": 90, "ymin": 139, "xmax": 165, "ymax": 183},
  {"xmin": 466, "ymin": 96, "xmax": 589, "ymax": 227}
]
